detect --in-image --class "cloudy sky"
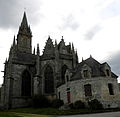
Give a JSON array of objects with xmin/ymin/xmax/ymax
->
[{"xmin": 0, "ymin": 0, "xmax": 120, "ymax": 84}]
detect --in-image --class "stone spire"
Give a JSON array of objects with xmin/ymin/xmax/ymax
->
[
  {"xmin": 21, "ymin": 12, "xmax": 28, "ymax": 29},
  {"xmin": 55, "ymin": 39, "xmax": 57, "ymax": 46},
  {"xmin": 17, "ymin": 12, "xmax": 32, "ymax": 53},
  {"xmin": 37, "ymin": 44, "xmax": 40, "ymax": 55},
  {"xmin": 72, "ymin": 43, "xmax": 74, "ymax": 52},
  {"xmin": 33, "ymin": 47, "xmax": 35, "ymax": 55},
  {"xmin": 75, "ymin": 49, "xmax": 79, "ymax": 63},
  {"xmin": 18, "ymin": 12, "xmax": 32, "ymax": 36}
]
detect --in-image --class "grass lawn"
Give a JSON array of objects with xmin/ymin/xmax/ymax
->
[
  {"xmin": 7, "ymin": 108, "xmax": 120, "ymax": 115},
  {"xmin": 0, "ymin": 111, "xmax": 52, "ymax": 117},
  {"xmin": 0, "ymin": 112, "xmax": 20, "ymax": 117},
  {"xmin": 0, "ymin": 108, "xmax": 119, "ymax": 117}
]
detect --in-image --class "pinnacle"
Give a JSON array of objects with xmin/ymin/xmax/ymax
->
[{"xmin": 21, "ymin": 12, "xmax": 28, "ymax": 28}]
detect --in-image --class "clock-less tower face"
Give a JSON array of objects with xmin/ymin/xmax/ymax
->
[
  {"xmin": 17, "ymin": 34, "xmax": 32, "ymax": 53},
  {"xmin": 21, "ymin": 35, "xmax": 31, "ymax": 46}
]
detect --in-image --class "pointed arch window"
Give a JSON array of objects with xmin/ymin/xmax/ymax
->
[
  {"xmin": 44, "ymin": 65, "xmax": 54, "ymax": 94},
  {"xmin": 21, "ymin": 70, "xmax": 31, "ymax": 96},
  {"xmin": 61, "ymin": 65, "xmax": 68, "ymax": 83}
]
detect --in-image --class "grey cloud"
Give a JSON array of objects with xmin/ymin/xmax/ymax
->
[
  {"xmin": 106, "ymin": 51, "xmax": 120, "ymax": 76},
  {"xmin": 0, "ymin": 0, "xmax": 42, "ymax": 29},
  {"xmin": 61, "ymin": 14, "xmax": 80, "ymax": 31},
  {"xmin": 84, "ymin": 25, "xmax": 102, "ymax": 40}
]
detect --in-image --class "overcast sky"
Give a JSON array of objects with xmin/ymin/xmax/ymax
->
[{"xmin": 0, "ymin": 0, "xmax": 120, "ymax": 84}]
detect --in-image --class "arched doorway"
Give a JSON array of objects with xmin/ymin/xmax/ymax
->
[
  {"xmin": 44, "ymin": 65, "xmax": 54, "ymax": 94},
  {"xmin": 21, "ymin": 70, "xmax": 31, "ymax": 96},
  {"xmin": 61, "ymin": 65, "xmax": 68, "ymax": 83}
]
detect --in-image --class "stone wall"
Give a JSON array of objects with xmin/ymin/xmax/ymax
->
[{"xmin": 57, "ymin": 77, "xmax": 120, "ymax": 108}]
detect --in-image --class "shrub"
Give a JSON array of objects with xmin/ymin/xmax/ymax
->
[
  {"xmin": 88, "ymin": 99, "xmax": 103, "ymax": 110},
  {"xmin": 68, "ymin": 103, "xmax": 74, "ymax": 109},
  {"xmin": 73, "ymin": 100, "xmax": 85, "ymax": 109},
  {"xmin": 31, "ymin": 95, "xmax": 50, "ymax": 108},
  {"xmin": 51, "ymin": 99, "xmax": 64, "ymax": 108}
]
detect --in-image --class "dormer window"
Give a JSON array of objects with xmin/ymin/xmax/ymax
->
[
  {"xmin": 83, "ymin": 70, "xmax": 89, "ymax": 78},
  {"xmin": 82, "ymin": 64, "xmax": 91, "ymax": 79},
  {"xmin": 106, "ymin": 69, "xmax": 110, "ymax": 76},
  {"xmin": 101, "ymin": 63, "xmax": 111, "ymax": 77}
]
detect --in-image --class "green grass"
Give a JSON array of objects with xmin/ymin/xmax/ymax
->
[
  {"xmin": 8, "ymin": 108, "xmax": 120, "ymax": 115},
  {"xmin": 0, "ymin": 112, "xmax": 21, "ymax": 117},
  {"xmin": 0, "ymin": 111, "xmax": 52, "ymax": 117}
]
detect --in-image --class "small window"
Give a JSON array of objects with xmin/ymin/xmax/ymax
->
[
  {"xmin": 106, "ymin": 69, "xmax": 110, "ymax": 76},
  {"xmin": 66, "ymin": 88, "xmax": 70, "ymax": 91},
  {"xmin": 83, "ymin": 70, "xmax": 89, "ymax": 77},
  {"xmin": 108, "ymin": 83, "xmax": 114, "ymax": 95},
  {"xmin": 84, "ymin": 84, "xmax": 92, "ymax": 97}
]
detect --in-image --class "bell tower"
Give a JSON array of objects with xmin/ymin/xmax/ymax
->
[{"xmin": 17, "ymin": 12, "xmax": 32, "ymax": 53}]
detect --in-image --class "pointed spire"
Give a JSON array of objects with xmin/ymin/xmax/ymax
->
[
  {"xmin": 72, "ymin": 43, "xmax": 74, "ymax": 51},
  {"xmin": 21, "ymin": 11, "xmax": 28, "ymax": 28},
  {"xmin": 33, "ymin": 47, "xmax": 35, "ymax": 55},
  {"xmin": 75, "ymin": 49, "xmax": 78, "ymax": 63},
  {"xmin": 37, "ymin": 44, "xmax": 40, "ymax": 55},
  {"xmin": 18, "ymin": 12, "xmax": 32, "ymax": 37},
  {"xmin": 5, "ymin": 58, "xmax": 8, "ymax": 63},
  {"xmin": 90, "ymin": 54, "xmax": 92, "ymax": 58},
  {"xmin": 55, "ymin": 39, "xmax": 57, "ymax": 47},
  {"xmin": 48, "ymin": 35, "xmax": 51, "ymax": 39},
  {"xmin": 68, "ymin": 42, "xmax": 71, "ymax": 52}
]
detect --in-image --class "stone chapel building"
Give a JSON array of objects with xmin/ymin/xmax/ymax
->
[{"xmin": 0, "ymin": 12, "xmax": 120, "ymax": 109}]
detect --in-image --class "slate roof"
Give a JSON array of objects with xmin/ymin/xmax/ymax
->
[{"xmin": 71, "ymin": 56, "xmax": 118, "ymax": 80}]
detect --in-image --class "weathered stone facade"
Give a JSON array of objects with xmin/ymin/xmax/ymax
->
[
  {"xmin": 0, "ymin": 12, "xmax": 120, "ymax": 109},
  {"xmin": 0, "ymin": 12, "xmax": 78, "ymax": 109},
  {"xmin": 57, "ymin": 57, "xmax": 120, "ymax": 108}
]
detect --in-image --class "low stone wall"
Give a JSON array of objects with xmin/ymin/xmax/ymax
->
[{"xmin": 57, "ymin": 77, "xmax": 120, "ymax": 108}]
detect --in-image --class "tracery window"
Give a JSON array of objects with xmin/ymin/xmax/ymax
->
[
  {"xmin": 44, "ymin": 65, "xmax": 54, "ymax": 94},
  {"xmin": 21, "ymin": 70, "xmax": 31, "ymax": 96},
  {"xmin": 61, "ymin": 65, "xmax": 68, "ymax": 83}
]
